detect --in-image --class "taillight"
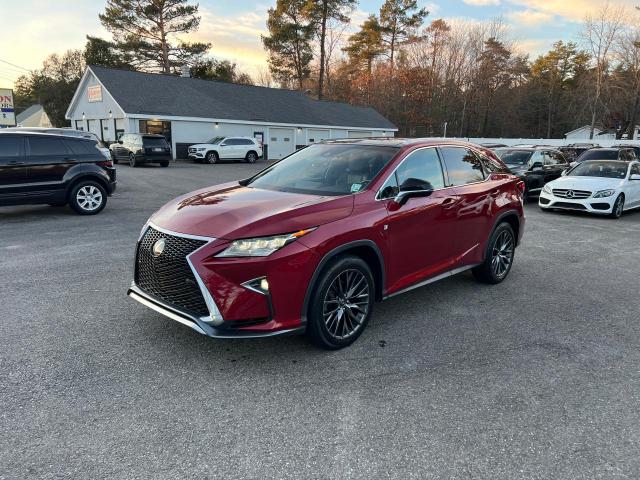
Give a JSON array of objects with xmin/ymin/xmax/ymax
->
[
  {"xmin": 516, "ymin": 180, "xmax": 525, "ymax": 195},
  {"xmin": 97, "ymin": 160, "xmax": 113, "ymax": 167}
]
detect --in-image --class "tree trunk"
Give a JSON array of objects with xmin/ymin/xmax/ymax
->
[
  {"xmin": 317, "ymin": 0, "xmax": 328, "ymax": 100},
  {"xmin": 626, "ymin": 80, "xmax": 640, "ymax": 139}
]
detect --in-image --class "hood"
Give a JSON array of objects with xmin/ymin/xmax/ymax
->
[
  {"xmin": 189, "ymin": 144, "xmax": 213, "ymax": 149},
  {"xmin": 150, "ymin": 182, "xmax": 354, "ymax": 240},
  {"xmin": 547, "ymin": 175, "xmax": 623, "ymax": 191}
]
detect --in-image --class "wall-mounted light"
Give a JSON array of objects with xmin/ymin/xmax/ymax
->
[
  {"xmin": 214, "ymin": 122, "xmax": 219, "ymax": 128},
  {"xmin": 108, "ymin": 110, "xmax": 113, "ymax": 118},
  {"xmin": 82, "ymin": 112, "xmax": 86, "ymax": 120},
  {"xmin": 297, "ymin": 127, "xmax": 302, "ymax": 132}
]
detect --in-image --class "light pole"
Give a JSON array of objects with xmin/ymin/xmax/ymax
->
[{"xmin": 443, "ymin": 121, "xmax": 448, "ymax": 138}]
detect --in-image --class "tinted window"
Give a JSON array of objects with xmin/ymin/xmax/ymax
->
[
  {"xmin": 379, "ymin": 174, "xmax": 399, "ymax": 199},
  {"xmin": 66, "ymin": 139, "xmax": 98, "ymax": 155},
  {"xmin": 240, "ymin": 139, "xmax": 254, "ymax": 145},
  {"xmin": 478, "ymin": 151, "xmax": 509, "ymax": 173},
  {"xmin": 224, "ymin": 138, "xmax": 239, "ymax": 145},
  {"xmin": 395, "ymin": 148, "xmax": 444, "ymax": 191},
  {"xmin": 543, "ymin": 151, "xmax": 558, "ymax": 165},
  {"xmin": 631, "ymin": 163, "xmax": 640, "ymax": 175},
  {"xmin": 249, "ymin": 144, "xmax": 398, "ymax": 195},
  {"xmin": 28, "ymin": 137, "xmax": 69, "ymax": 155},
  {"xmin": 440, "ymin": 147, "xmax": 485, "ymax": 186},
  {"xmin": 0, "ymin": 136, "xmax": 23, "ymax": 157},
  {"xmin": 578, "ymin": 150, "xmax": 618, "ymax": 161},
  {"xmin": 494, "ymin": 149, "xmax": 532, "ymax": 165},
  {"xmin": 142, "ymin": 136, "xmax": 168, "ymax": 147}
]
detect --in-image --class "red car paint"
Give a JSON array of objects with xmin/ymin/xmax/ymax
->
[{"xmin": 129, "ymin": 139, "xmax": 525, "ymax": 338}]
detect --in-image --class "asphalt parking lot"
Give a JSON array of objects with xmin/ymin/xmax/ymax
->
[{"xmin": 2, "ymin": 160, "xmax": 640, "ymax": 479}]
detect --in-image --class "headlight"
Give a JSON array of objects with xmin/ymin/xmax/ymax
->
[
  {"xmin": 593, "ymin": 189, "xmax": 615, "ymax": 198},
  {"xmin": 197, "ymin": 147, "xmax": 206, "ymax": 151},
  {"xmin": 542, "ymin": 184, "xmax": 552, "ymax": 194},
  {"xmin": 216, "ymin": 228, "xmax": 316, "ymax": 257}
]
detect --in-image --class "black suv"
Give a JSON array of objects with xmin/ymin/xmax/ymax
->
[
  {"xmin": 0, "ymin": 131, "xmax": 116, "ymax": 215},
  {"xmin": 574, "ymin": 147, "xmax": 637, "ymax": 164},
  {"xmin": 110, "ymin": 134, "xmax": 171, "ymax": 167},
  {"xmin": 493, "ymin": 147, "xmax": 568, "ymax": 199}
]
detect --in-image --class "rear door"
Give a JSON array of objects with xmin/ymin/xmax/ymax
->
[
  {"xmin": 25, "ymin": 136, "xmax": 75, "ymax": 195},
  {"xmin": 542, "ymin": 150, "xmax": 565, "ymax": 183},
  {"xmin": 439, "ymin": 146, "xmax": 498, "ymax": 266},
  {"xmin": 381, "ymin": 147, "xmax": 460, "ymax": 292},
  {"xmin": 0, "ymin": 135, "xmax": 28, "ymax": 201}
]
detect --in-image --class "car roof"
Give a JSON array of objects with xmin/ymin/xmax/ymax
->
[
  {"xmin": 0, "ymin": 130, "xmax": 93, "ymax": 140},
  {"xmin": 318, "ymin": 138, "xmax": 486, "ymax": 148}
]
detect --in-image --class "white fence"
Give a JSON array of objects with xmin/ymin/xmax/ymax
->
[{"xmin": 424, "ymin": 137, "xmax": 640, "ymax": 148}]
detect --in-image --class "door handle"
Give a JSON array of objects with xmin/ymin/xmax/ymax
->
[
  {"xmin": 441, "ymin": 197, "xmax": 458, "ymax": 207},
  {"xmin": 8, "ymin": 160, "xmax": 25, "ymax": 165}
]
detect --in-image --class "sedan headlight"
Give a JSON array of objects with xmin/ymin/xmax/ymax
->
[
  {"xmin": 593, "ymin": 189, "xmax": 615, "ymax": 198},
  {"xmin": 542, "ymin": 184, "xmax": 552, "ymax": 194},
  {"xmin": 216, "ymin": 228, "xmax": 316, "ymax": 257}
]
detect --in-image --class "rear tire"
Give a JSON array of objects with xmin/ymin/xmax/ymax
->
[
  {"xmin": 129, "ymin": 153, "xmax": 138, "ymax": 168},
  {"xmin": 472, "ymin": 222, "xmax": 515, "ymax": 284},
  {"xmin": 245, "ymin": 151, "xmax": 258, "ymax": 163},
  {"xmin": 69, "ymin": 181, "xmax": 107, "ymax": 215},
  {"xmin": 307, "ymin": 255, "xmax": 374, "ymax": 350},
  {"xmin": 206, "ymin": 151, "xmax": 218, "ymax": 164},
  {"xmin": 609, "ymin": 194, "xmax": 624, "ymax": 219},
  {"xmin": 160, "ymin": 161, "xmax": 169, "ymax": 168}
]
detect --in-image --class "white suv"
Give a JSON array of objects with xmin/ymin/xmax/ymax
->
[{"xmin": 188, "ymin": 136, "xmax": 263, "ymax": 164}]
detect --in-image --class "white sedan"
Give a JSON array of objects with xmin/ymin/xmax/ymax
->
[{"xmin": 539, "ymin": 160, "xmax": 640, "ymax": 218}]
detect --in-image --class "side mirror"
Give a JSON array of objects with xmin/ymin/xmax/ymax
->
[
  {"xmin": 630, "ymin": 174, "xmax": 640, "ymax": 181},
  {"xmin": 220, "ymin": 143, "xmax": 227, "ymax": 147},
  {"xmin": 531, "ymin": 162, "xmax": 543, "ymax": 172},
  {"xmin": 393, "ymin": 178, "xmax": 434, "ymax": 206}
]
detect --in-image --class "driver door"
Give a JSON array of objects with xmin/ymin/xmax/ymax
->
[
  {"xmin": 219, "ymin": 138, "xmax": 238, "ymax": 159},
  {"xmin": 380, "ymin": 147, "xmax": 460, "ymax": 294}
]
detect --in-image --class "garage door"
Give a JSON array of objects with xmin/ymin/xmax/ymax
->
[
  {"xmin": 269, "ymin": 128, "xmax": 295, "ymax": 160},
  {"xmin": 347, "ymin": 130, "xmax": 373, "ymax": 138},
  {"xmin": 307, "ymin": 129, "xmax": 331, "ymax": 144}
]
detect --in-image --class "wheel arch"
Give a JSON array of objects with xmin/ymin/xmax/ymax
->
[
  {"xmin": 490, "ymin": 209, "xmax": 521, "ymax": 250},
  {"xmin": 66, "ymin": 174, "xmax": 109, "ymax": 200},
  {"xmin": 301, "ymin": 240, "xmax": 385, "ymax": 327}
]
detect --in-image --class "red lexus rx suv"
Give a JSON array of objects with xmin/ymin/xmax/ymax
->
[{"xmin": 128, "ymin": 139, "xmax": 525, "ymax": 349}]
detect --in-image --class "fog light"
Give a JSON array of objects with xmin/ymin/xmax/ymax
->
[
  {"xmin": 260, "ymin": 278, "xmax": 269, "ymax": 291},
  {"xmin": 242, "ymin": 276, "xmax": 270, "ymax": 295}
]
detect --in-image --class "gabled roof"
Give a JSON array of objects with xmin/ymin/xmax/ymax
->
[
  {"xmin": 565, "ymin": 125, "xmax": 602, "ymax": 135},
  {"xmin": 85, "ymin": 66, "xmax": 396, "ymax": 130},
  {"xmin": 16, "ymin": 104, "xmax": 46, "ymax": 123}
]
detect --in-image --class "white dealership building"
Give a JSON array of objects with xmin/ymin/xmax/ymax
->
[{"xmin": 65, "ymin": 66, "xmax": 397, "ymax": 160}]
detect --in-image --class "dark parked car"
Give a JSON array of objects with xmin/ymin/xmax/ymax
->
[
  {"xmin": 128, "ymin": 139, "xmax": 525, "ymax": 349},
  {"xmin": 573, "ymin": 147, "xmax": 637, "ymax": 165},
  {"xmin": 480, "ymin": 142, "xmax": 508, "ymax": 149},
  {"xmin": 0, "ymin": 131, "xmax": 116, "ymax": 215},
  {"xmin": 493, "ymin": 147, "xmax": 568, "ymax": 199},
  {"xmin": 613, "ymin": 144, "xmax": 640, "ymax": 158},
  {"xmin": 558, "ymin": 143, "xmax": 598, "ymax": 162},
  {"xmin": 109, "ymin": 133, "xmax": 171, "ymax": 167}
]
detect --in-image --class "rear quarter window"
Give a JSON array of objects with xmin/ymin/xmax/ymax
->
[
  {"xmin": 0, "ymin": 136, "xmax": 23, "ymax": 156},
  {"xmin": 66, "ymin": 140, "xmax": 99, "ymax": 156}
]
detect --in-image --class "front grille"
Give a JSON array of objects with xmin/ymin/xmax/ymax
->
[
  {"xmin": 552, "ymin": 189, "xmax": 592, "ymax": 199},
  {"xmin": 136, "ymin": 227, "xmax": 209, "ymax": 317},
  {"xmin": 553, "ymin": 202, "xmax": 587, "ymax": 210}
]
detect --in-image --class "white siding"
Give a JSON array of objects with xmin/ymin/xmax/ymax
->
[
  {"xmin": 347, "ymin": 130, "xmax": 373, "ymax": 138},
  {"xmin": 269, "ymin": 127, "xmax": 296, "ymax": 159},
  {"xmin": 307, "ymin": 129, "xmax": 331, "ymax": 143}
]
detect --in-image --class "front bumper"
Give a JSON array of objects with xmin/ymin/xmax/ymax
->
[
  {"xmin": 538, "ymin": 191, "xmax": 615, "ymax": 214},
  {"xmin": 188, "ymin": 151, "xmax": 205, "ymax": 159},
  {"xmin": 128, "ymin": 223, "xmax": 317, "ymax": 338}
]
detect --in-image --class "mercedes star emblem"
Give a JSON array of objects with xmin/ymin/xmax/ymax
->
[{"xmin": 566, "ymin": 190, "xmax": 574, "ymax": 198}]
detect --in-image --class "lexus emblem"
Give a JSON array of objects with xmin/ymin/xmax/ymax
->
[
  {"xmin": 152, "ymin": 238, "xmax": 166, "ymax": 257},
  {"xmin": 566, "ymin": 190, "xmax": 574, "ymax": 198}
]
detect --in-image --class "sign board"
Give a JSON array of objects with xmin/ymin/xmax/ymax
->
[
  {"xmin": 87, "ymin": 85, "xmax": 103, "ymax": 103},
  {"xmin": 0, "ymin": 88, "xmax": 16, "ymax": 126}
]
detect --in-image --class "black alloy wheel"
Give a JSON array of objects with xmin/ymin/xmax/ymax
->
[
  {"xmin": 473, "ymin": 222, "xmax": 516, "ymax": 284},
  {"xmin": 610, "ymin": 194, "xmax": 624, "ymax": 219},
  {"xmin": 307, "ymin": 255, "xmax": 375, "ymax": 349}
]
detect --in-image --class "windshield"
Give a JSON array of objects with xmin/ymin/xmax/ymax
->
[
  {"xmin": 568, "ymin": 161, "xmax": 628, "ymax": 179},
  {"xmin": 578, "ymin": 150, "xmax": 618, "ymax": 161},
  {"xmin": 248, "ymin": 144, "xmax": 399, "ymax": 195},
  {"xmin": 207, "ymin": 137, "xmax": 225, "ymax": 144},
  {"xmin": 494, "ymin": 149, "xmax": 532, "ymax": 165}
]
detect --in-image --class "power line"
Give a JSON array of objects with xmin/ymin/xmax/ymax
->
[{"xmin": 0, "ymin": 58, "xmax": 31, "ymax": 72}]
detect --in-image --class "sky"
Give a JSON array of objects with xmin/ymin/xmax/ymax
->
[{"xmin": 0, "ymin": 0, "xmax": 637, "ymax": 88}]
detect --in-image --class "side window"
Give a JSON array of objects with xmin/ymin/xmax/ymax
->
[
  {"xmin": 631, "ymin": 163, "xmax": 640, "ymax": 176},
  {"xmin": 378, "ymin": 174, "xmax": 399, "ymax": 199},
  {"xmin": 529, "ymin": 151, "xmax": 544, "ymax": 168},
  {"xmin": 440, "ymin": 147, "xmax": 485, "ymax": 186},
  {"xmin": 552, "ymin": 151, "xmax": 567, "ymax": 164},
  {"xmin": 241, "ymin": 139, "xmax": 254, "ymax": 145},
  {"xmin": 66, "ymin": 140, "xmax": 97, "ymax": 155},
  {"xmin": 395, "ymin": 148, "xmax": 445, "ymax": 191},
  {"xmin": 225, "ymin": 139, "xmax": 239, "ymax": 145},
  {"xmin": 28, "ymin": 137, "xmax": 70, "ymax": 156},
  {"xmin": 0, "ymin": 136, "xmax": 23, "ymax": 157},
  {"xmin": 477, "ymin": 151, "xmax": 508, "ymax": 173},
  {"xmin": 543, "ymin": 151, "xmax": 557, "ymax": 166}
]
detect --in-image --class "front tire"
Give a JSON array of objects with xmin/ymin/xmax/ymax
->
[
  {"xmin": 160, "ymin": 160, "xmax": 169, "ymax": 168},
  {"xmin": 307, "ymin": 255, "xmax": 375, "ymax": 350},
  {"xmin": 206, "ymin": 151, "xmax": 218, "ymax": 164},
  {"xmin": 472, "ymin": 222, "xmax": 516, "ymax": 284},
  {"xmin": 609, "ymin": 194, "xmax": 624, "ymax": 219},
  {"xmin": 69, "ymin": 181, "xmax": 107, "ymax": 215},
  {"xmin": 129, "ymin": 153, "xmax": 138, "ymax": 167}
]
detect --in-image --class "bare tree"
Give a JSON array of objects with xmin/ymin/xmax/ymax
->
[{"xmin": 580, "ymin": 2, "xmax": 626, "ymax": 139}]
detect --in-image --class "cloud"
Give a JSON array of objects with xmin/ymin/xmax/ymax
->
[
  {"xmin": 507, "ymin": 9, "xmax": 554, "ymax": 27},
  {"xmin": 507, "ymin": 0, "xmax": 635, "ymax": 23}
]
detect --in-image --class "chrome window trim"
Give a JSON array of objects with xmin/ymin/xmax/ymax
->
[
  {"xmin": 138, "ymin": 222, "xmax": 224, "ymax": 326},
  {"xmin": 375, "ymin": 144, "xmax": 494, "ymax": 201}
]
